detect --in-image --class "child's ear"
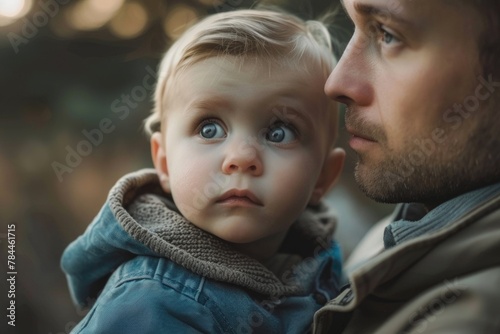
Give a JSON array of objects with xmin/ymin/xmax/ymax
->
[
  {"xmin": 309, "ymin": 148, "xmax": 345, "ymax": 206},
  {"xmin": 151, "ymin": 132, "xmax": 170, "ymax": 192}
]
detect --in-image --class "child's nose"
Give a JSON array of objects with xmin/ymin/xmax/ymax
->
[{"xmin": 221, "ymin": 139, "xmax": 263, "ymax": 176}]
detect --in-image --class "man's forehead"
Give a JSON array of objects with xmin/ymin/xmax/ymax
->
[
  {"xmin": 341, "ymin": 0, "xmax": 467, "ymax": 15},
  {"xmin": 340, "ymin": 0, "xmax": 470, "ymax": 27},
  {"xmin": 341, "ymin": 0, "xmax": 420, "ymax": 9}
]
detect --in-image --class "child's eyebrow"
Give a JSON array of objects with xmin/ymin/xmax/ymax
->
[
  {"xmin": 187, "ymin": 96, "xmax": 232, "ymax": 111},
  {"xmin": 270, "ymin": 104, "xmax": 315, "ymax": 129}
]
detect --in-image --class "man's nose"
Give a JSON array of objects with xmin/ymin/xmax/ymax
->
[{"xmin": 324, "ymin": 32, "xmax": 374, "ymax": 106}]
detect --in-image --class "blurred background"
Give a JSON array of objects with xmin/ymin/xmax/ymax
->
[{"xmin": 0, "ymin": 0, "xmax": 394, "ymax": 333}]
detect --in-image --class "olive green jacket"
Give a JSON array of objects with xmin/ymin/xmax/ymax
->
[{"xmin": 314, "ymin": 195, "xmax": 500, "ymax": 334}]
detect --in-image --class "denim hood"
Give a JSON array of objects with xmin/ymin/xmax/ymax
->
[{"xmin": 61, "ymin": 169, "xmax": 338, "ymax": 309}]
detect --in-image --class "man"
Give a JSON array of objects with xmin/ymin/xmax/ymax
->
[{"xmin": 314, "ymin": 0, "xmax": 500, "ymax": 333}]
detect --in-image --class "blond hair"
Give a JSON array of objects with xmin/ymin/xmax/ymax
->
[{"xmin": 144, "ymin": 9, "xmax": 338, "ymax": 141}]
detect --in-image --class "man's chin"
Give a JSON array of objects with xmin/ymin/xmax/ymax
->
[{"xmin": 354, "ymin": 163, "xmax": 411, "ymax": 204}]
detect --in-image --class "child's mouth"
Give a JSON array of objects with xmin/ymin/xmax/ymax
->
[{"xmin": 216, "ymin": 189, "xmax": 262, "ymax": 206}]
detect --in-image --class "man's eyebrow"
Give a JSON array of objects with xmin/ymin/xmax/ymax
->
[{"xmin": 341, "ymin": 0, "xmax": 413, "ymax": 27}]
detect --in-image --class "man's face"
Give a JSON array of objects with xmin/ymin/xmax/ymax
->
[{"xmin": 326, "ymin": 0, "xmax": 500, "ymax": 207}]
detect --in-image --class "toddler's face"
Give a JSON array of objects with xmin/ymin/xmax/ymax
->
[{"xmin": 154, "ymin": 56, "xmax": 342, "ymax": 248}]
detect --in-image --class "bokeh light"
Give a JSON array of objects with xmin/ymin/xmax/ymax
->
[
  {"xmin": 65, "ymin": 0, "xmax": 124, "ymax": 31},
  {"xmin": 163, "ymin": 4, "xmax": 198, "ymax": 40},
  {"xmin": 0, "ymin": 0, "xmax": 32, "ymax": 26},
  {"xmin": 109, "ymin": 2, "xmax": 148, "ymax": 39}
]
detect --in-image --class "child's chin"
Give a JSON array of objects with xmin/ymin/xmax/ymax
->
[{"xmin": 217, "ymin": 231, "xmax": 258, "ymax": 245}]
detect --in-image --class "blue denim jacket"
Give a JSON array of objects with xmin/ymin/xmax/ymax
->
[{"xmin": 61, "ymin": 170, "xmax": 342, "ymax": 334}]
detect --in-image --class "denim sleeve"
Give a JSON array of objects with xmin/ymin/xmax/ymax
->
[{"xmin": 71, "ymin": 278, "xmax": 225, "ymax": 334}]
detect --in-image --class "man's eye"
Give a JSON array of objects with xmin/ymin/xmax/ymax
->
[
  {"xmin": 382, "ymin": 31, "xmax": 394, "ymax": 44},
  {"xmin": 266, "ymin": 123, "xmax": 296, "ymax": 143},
  {"xmin": 199, "ymin": 121, "xmax": 225, "ymax": 139},
  {"xmin": 379, "ymin": 25, "xmax": 400, "ymax": 45}
]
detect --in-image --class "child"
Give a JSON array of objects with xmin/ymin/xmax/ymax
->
[{"xmin": 62, "ymin": 9, "xmax": 345, "ymax": 334}]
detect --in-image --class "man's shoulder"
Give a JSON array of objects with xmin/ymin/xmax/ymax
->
[
  {"xmin": 346, "ymin": 194, "xmax": 500, "ymax": 271},
  {"xmin": 373, "ymin": 265, "xmax": 500, "ymax": 334},
  {"xmin": 314, "ymin": 196, "xmax": 500, "ymax": 333}
]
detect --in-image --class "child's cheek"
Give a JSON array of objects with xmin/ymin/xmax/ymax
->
[
  {"xmin": 270, "ymin": 153, "xmax": 320, "ymax": 210},
  {"xmin": 168, "ymin": 148, "xmax": 220, "ymax": 214}
]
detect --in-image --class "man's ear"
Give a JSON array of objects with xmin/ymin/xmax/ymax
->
[
  {"xmin": 151, "ymin": 132, "xmax": 170, "ymax": 192},
  {"xmin": 309, "ymin": 148, "xmax": 345, "ymax": 205}
]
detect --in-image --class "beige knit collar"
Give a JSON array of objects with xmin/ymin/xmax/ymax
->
[{"xmin": 108, "ymin": 169, "xmax": 337, "ymax": 297}]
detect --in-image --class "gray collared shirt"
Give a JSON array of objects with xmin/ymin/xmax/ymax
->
[{"xmin": 384, "ymin": 182, "xmax": 500, "ymax": 248}]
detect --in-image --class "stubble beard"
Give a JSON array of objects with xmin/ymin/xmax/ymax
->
[{"xmin": 352, "ymin": 109, "xmax": 500, "ymax": 207}]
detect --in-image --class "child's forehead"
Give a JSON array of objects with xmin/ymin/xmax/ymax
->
[
  {"xmin": 176, "ymin": 55, "xmax": 326, "ymax": 86},
  {"xmin": 174, "ymin": 56, "xmax": 326, "ymax": 99}
]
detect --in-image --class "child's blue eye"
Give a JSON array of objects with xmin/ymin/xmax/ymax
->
[
  {"xmin": 266, "ymin": 123, "xmax": 296, "ymax": 143},
  {"xmin": 200, "ymin": 121, "xmax": 225, "ymax": 139}
]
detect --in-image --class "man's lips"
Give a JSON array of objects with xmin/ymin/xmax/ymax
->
[
  {"xmin": 346, "ymin": 126, "xmax": 377, "ymax": 142},
  {"xmin": 216, "ymin": 189, "xmax": 263, "ymax": 206}
]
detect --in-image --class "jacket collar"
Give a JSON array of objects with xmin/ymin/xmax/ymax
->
[
  {"xmin": 384, "ymin": 183, "xmax": 500, "ymax": 248},
  {"xmin": 320, "ymin": 192, "xmax": 500, "ymax": 314},
  {"xmin": 109, "ymin": 169, "xmax": 338, "ymax": 297}
]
